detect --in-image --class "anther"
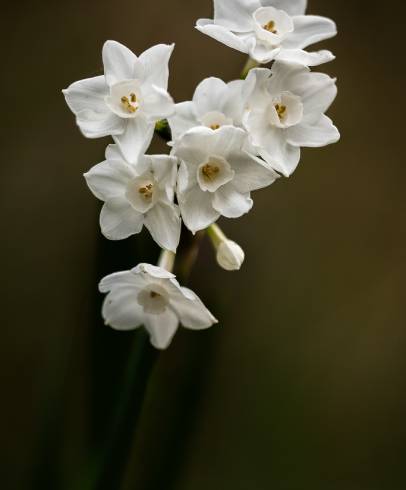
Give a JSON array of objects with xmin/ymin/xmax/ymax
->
[
  {"xmin": 202, "ymin": 164, "xmax": 220, "ymax": 181},
  {"xmin": 263, "ymin": 20, "xmax": 277, "ymax": 34},
  {"xmin": 121, "ymin": 95, "xmax": 137, "ymax": 113},
  {"xmin": 275, "ymin": 103, "xmax": 287, "ymax": 120},
  {"xmin": 138, "ymin": 183, "xmax": 154, "ymax": 199}
]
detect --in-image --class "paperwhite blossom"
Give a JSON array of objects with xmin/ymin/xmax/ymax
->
[
  {"xmin": 168, "ymin": 77, "xmax": 246, "ymax": 140},
  {"xmin": 99, "ymin": 263, "xmax": 217, "ymax": 349},
  {"xmin": 84, "ymin": 145, "xmax": 181, "ymax": 252},
  {"xmin": 243, "ymin": 63, "xmax": 340, "ymax": 176},
  {"xmin": 63, "ymin": 41, "xmax": 175, "ymax": 162},
  {"xmin": 173, "ymin": 126, "xmax": 279, "ymax": 234},
  {"xmin": 196, "ymin": 0, "xmax": 336, "ymax": 65}
]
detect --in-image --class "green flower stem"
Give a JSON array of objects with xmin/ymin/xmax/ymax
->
[
  {"xmin": 207, "ymin": 223, "xmax": 226, "ymax": 249},
  {"xmin": 158, "ymin": 249, "xmax": 176, "ymax": 272},
  {"xmin": 79, "ymin": 239, "xmax": 204, "ymax": 490},
  {"xmin": 241, "ymin": 57, "xmax": 259, "ymax": 79}
]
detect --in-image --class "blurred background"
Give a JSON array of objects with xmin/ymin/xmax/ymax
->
[{"xmin": 1, "ymin": 0, "xmax": 405, "ymax": 489}]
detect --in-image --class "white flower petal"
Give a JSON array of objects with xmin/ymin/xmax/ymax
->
[
  {"xmin": 285, "ymin": 15, "xmax": 337, "ymax": 49},
  {"xmin": 138, "ymin": 43, "xmax": 174, "ymax": 90},
  {"xmin": 144, "ymin": 202, "xmax": 181, "ymax": 252},
  {"xmin": 133, "ymin": 263, "xmax": 176, "ymax": 279},
  {"xmin": 172, "ymin": 127, "xmax": 214, "ymax": 166},
  {"xmin": 75, "ymin": 110, "xmax": 124, "ymax": 138},
  {"xmin": 222, "ymin": 79, "xmax": 246, "ymax": 125},
  {"xmin": 177, "ymin": 160, "xmax": 198, "ymax": 197},
  {"xmin": 179, "ymin": 185, "xmax": 219, "ymax": 234},
  {"xmin": 105, "ymin": 144, "xmax": 124, "ymax": 161},
  {"xmin": 261, "ymin": 0, "xmax": 307, "ymax": 16},
  {"xmin": 300, "ymin": 75, "xmax": 338, "ymax": 122},
  {"xmin": 100, "ymin": 199, "xmax": 144, "ymax": 240},
  {"xmin": 276, "ymin": 48, "xmax": 335, "ymax": 66},
  {"xmin": 63, "ymin": 76, "xmax": 125, "ymax": 138},
  {"xmin": 144, "ymin": 309, "xmax": 179, "ymax": 350},
  {"xmin": 63, "ymin": 75, "xmax": 108, "ymax": 115},
  {"xmin": 193, "ymin": 77, "xmax": 228, "ymax": 116},
  {"xmin": 246, "ymin": 108, "xmax": 301, "ymax": 176},
  {"xmin": 231, "ymin": 152, "xmax": 279, "ymax": 193},
  {"xmin": 258, "ymin": 130, "xmax": 301, "ymax": 177},
  {"xmin": 207, "ymin": 126, "xmax": 248, "ymax": 158},
  {"xmin": 168, "ymin": 283, "xmax": 217, "ymax": 329},
  {"xmin": 286, "ymin": 114, "xmax": 340, "ymax": 147},
  {"xmin": 149, "ymin": 155, "xmax": 178, "ymax": 201},
  {"xmin": 102, "ymin": 40, "xmax": 137, "ymax": 86},
  {"xmin": 212, "ymin": 184, "xmax": 253, "ymax": 218},
  {"xmin": 84, "ymin": 158, "xmax": 135, "ymax": 201},
  {"xmin": 213, "ymin": 0, "xmax": 260, "ymax": 31},
  {"xmin": 196, "ymin": 19, "xmax": 251, "ymax": 54},
  {"xmin": 99, "ymin": 270, "xmax": 145, "ymax": 293},
  {"xmin": 102, "ymin": 287, "xmax": 145, "ymax": 330},
  {"xmin": 113, "ymin": 116, "xmax": 155, "ymax": 163},
  {"xmin": 142, "ymin": 85, "xmax": 175, "ymax": 120},
  {"xmin": 168, "ymin": 102, "xmax": 198, "ymax": 140},
  {"xmin": 249, "ymin": 40, "xmax": 281, "ymax": 64}
]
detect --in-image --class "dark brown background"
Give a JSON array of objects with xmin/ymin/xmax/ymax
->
[{"xmin": 1, "ymin": 0, "xmax": 405, "ymax": 489}]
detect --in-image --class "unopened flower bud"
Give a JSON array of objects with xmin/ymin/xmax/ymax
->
[
  {"xmin": 207, "ymin": 224, "xmax": 245, "ymax": 271},
  {"xmin": 217, "ymin": 239, "xmax": 245, "ymax": 271}
]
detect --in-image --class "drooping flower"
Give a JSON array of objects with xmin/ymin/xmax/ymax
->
[
  {"xmin": 63, "ymin": 41, "xmax": 175, "ymax": 162},
  {"xmin": 243, "ymin": 63, "xmax": 340, "ymax": 176},
  {"xmin": 99, "ymin": 263, "xmax": 217, "ymax": 349},
  {"xmin": 168, "ymin": 77, "xmax": 246, "ymax": 141},
  {"xmin": 207, "ymin": 224, "xmax": 245, "ymax": 271},
  {"xmin": 172, "ymin": 126, "xmax": 279, "ymax": 234},
  {"xmin": 196, "ymin": 0, "xmax": 336, "ymax": 65},
  {"xmin": 84, "ymin": 145, "xmax": 181, "ymax": 252}
]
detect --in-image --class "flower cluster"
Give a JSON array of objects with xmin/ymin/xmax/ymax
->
[{"xmin": 63, "ymin": 0, "xmax": 339, "ymax": 349}]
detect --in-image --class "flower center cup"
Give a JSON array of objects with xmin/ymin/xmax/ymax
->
[
  {"xmin": 137, "ymin": 284, "xmax": 169, "ymax": 314},
  {"xmin": 268, "ymin": 92, "xmax": 304, "ymax": 128},
  {"xmin": 253, "ymin": 7, "xmax": 294, "ymax": 46},
  {"xmin": 105, "ymin": 79, "xmax": 141, "ymax": 118},
  {"xmin": 197, "ymin": 155, "xmax": 235, "ymax": 193},
  {"xmin": 125, "ymin": 173, "xmax": 158, "ymax": 213}
]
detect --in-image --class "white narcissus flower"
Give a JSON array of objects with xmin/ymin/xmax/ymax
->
[
  {"xmin": 63, "ymin": 41, "xmax": 175, "ymax": 162},
  {"xmin": 99, "ymin": 263, "xmax": 217, "ymax": 349},
  {"xmin": 243, "ymin": 63, "xmax": 340, "ymax": 176},
  {"xmin": 84, "ymin": 145, "xmax": 181, "ymax": 252},
  {"xmin": 168, "ymin": 77, "xmax": 246, "ymax": 140},
  {"xmin": 173, "ymin": 126, "xmax": 279, "ymax": 234},
  {"xmin": 196, "ymin": 0, "xmax": 336, "ymax": 65}
]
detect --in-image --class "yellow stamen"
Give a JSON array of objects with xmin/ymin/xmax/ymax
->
[
  {"xmin": 210, "ymin": 124, "xmax": 220, "ymax": 130},
  {"xmin": 150, "ymin": 291, "xmax": 159, "ymax": 298},
  {"xmin": 139, "ymin": 183, "xmax": 154, "ymax": 199},
  {"xmin": 121, "ymin": 95, "xmax": 137, "ymax": 113},
  {"xmin": 275, "ymin": 103, "xmax": 287, "ymax": 120},
  {"xmin": 263, "ymin": 20, "xmax": 277, "ymax": 34},
  {"xmin": 202, "ymin": 164, "xmax": 220, "ymax": 181}
]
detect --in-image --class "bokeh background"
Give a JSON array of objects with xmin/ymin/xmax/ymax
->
[{"xmin": 1, "ymin": 0, "xmax": 405, "ymax": 489}]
